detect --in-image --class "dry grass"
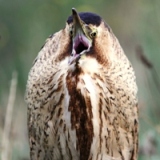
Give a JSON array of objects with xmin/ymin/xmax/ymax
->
[
  {"xmin": 0, "ymin": 72, "xmax": 29, "ymax": 160},
  {"xmin": 1, "ymin": 71, "xmax": 18, "ymax": 160}
]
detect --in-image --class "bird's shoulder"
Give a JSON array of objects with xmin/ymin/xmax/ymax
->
[{"xmin": 25, "ymin": 30, "xmax": 67, "ymax": 107}]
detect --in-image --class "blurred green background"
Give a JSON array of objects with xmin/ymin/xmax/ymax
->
[{"xmin": 0, "ymin": 0, "xmax": 160, "ymax": 159}]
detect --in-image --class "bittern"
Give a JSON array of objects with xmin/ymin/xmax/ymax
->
[{"xmin": 25, "ymin": 8, "xmax": 138, "ymax": 160}]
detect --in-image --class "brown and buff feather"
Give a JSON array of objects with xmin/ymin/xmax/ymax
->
[{"xmin": 25, "ymin": 10, "xmax": 138, "ymax": 160}]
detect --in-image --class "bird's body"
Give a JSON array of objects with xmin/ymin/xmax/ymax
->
[{"xmin": 25, "ymin": 9, "xmax": 138, "ymax": 160}]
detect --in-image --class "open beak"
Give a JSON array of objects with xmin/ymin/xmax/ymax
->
[{"xmin": 69, "ymin": 8, "xmax": 91, "ymax": 64}]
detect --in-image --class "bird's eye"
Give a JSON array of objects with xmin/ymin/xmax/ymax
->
[{"xmin": 90, "ymin": 31, "xmax": 97, "ymax": 38}]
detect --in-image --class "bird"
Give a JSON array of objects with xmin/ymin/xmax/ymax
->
[{"xmin": 25, "ymin": 8, "xmax": 138, "ymax": 160}]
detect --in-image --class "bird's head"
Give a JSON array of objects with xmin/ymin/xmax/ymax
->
[{"xmin": 66, "ymin": 8, "xmax": 114, "ymax": 66}]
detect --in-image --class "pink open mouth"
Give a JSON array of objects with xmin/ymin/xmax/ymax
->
[
  {"xmin": 74, "ymin": 35, "xmax": 89, "ymax": 53},
  {"xmin": 69, "ymin": 34, "xmax": 91, "ymax": 64}
]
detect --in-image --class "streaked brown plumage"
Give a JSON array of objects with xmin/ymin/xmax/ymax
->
[{"xmin": 25, "ymin": 8, "xmax": 138, "ymax": 160}]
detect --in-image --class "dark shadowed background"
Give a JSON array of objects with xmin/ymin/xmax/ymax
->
[{"xmin": 0, "ymin": 0, "xmax": 160, "ymax": 159}]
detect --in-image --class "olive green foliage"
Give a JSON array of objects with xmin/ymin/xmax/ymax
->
[{"xmin": 0, "ymin": 0, "xmax": 160, "ymax": 159}]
